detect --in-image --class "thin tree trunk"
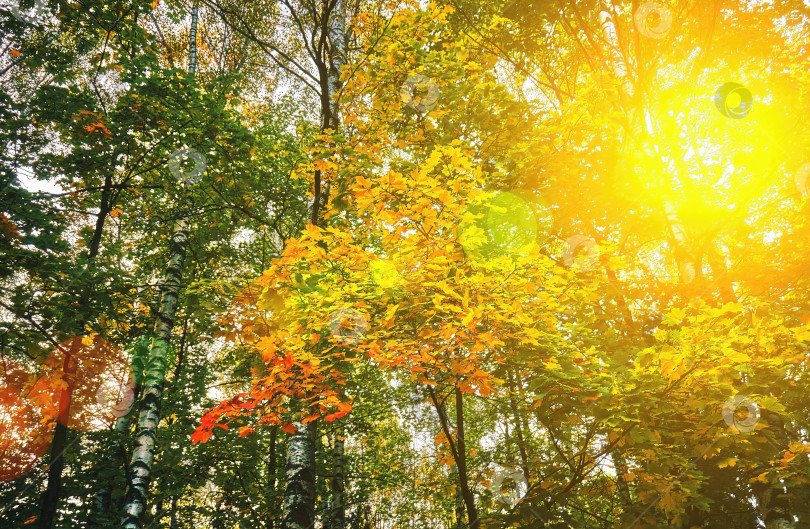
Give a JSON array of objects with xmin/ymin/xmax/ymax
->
[
  {"xmin": 454, "ymin": 488, "xmax": 465, "ymax": 529},
  {"xmin": 427, "ymin": 386, "xmax": 479, "ymax": 529},
  {"xmin": 285, "ymin": 2, "xmax": 346, "ymax": 528},
  {"xmin": 89, "ymin": 385, "xmax": 141, "ymax": 527},
  {"xmin": 189, "ymin": 1, "xmax": 199, "ymax": 75},
  {"xmin": 36, "ymin": 389, "xmax": 73, "ymax": 529},
  {"xmin": 751, "ymin": 409, "xmax": 796, "ymax": 529},
  {"xmin": 119, "ymin": 5, "xmax": 198, "ymax": 524},
  {"xmin": 506, "ymin": 368, "xmax": 530, "ymax": 484},
  {"xmin": 323, "ymin": 501, "xmax": 331, "ymax": 529},
  {"xmin": 326, "ymin": 0, "xmax": 345, "ymax": 130},
  {"xmin": 169, "ymin": 496, "xmax": 178, "ymax": 528},
  {"xmin": 601, "ymin": 8, "xmax": 700, "ymax": 293},
  {"xmin": 705, "ymin": 241, "xmax": 737, "ymax": 304},
  {"xmin": 120, "ymin": 220, "xmax": 189, "ymax": 528},
  {"xmin": 611, "ymin": 451, "xmax": 633, "ymax": 507},
  {"xmin": 330, "ymin": 424, "xmax": 345, "ymax": 529},
  {"xmin": 752, "ymin": 481, "xmax": 795, "ymax": 529},
  {"xmin": 268, "ymin": 425, "xmax": 278, "ymax": 529},
  {"xmin": 282, "ymin": 421, "xmax": 316, "ymax": 529},
  {"xmin": 453, "ymin": 388, "xmax": 478, "ymax": 529},
  {"xmin": 38, "ymin": 172, "xmax": 114, "ymax": 529},
  {"xmin": 311, "ymin": 0, "xmax": 345, "ymax": 226}
]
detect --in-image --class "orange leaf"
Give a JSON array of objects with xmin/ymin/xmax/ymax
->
[
  {"xmin": 281, "ymin": 423, "xmax": 298, "ymax": 434},
  {"xmin": 190, "ymin": 428, "xmax": 212, "ymax": 444}
]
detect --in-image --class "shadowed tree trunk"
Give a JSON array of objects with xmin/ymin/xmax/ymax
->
[
  {"xmin": 428, "ymin": 386, "xmax": 479, "ymax": 529},
  {"xmin": 752, "ymin": 481, "xmax": 795, "ymax": 529},
  {"xmin": 38, "ymin": 172, "xmax": 114, "ymax": 529},
  {"xmin": 267, "ymin": 425, "xmax": 278, "ymax": 529},
  {"xmin": 506, "ymin": 368, "xmax": 530, "ymax": 484},
  {"xmin": 89, "ymin": 386, "xmax": 141, "ymax": 528},
  {"xmin": 330, "ymin": 424, "xmax": 345, "ymax": 529},
  {"xmin": 282, "ymin": 421, "xmax": 316, "ymax": 529},
  {"xmin": 751, "ymin": 409, "xmax": 797, "ymax": 529}
]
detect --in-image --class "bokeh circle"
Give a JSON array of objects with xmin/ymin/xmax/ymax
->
[
  {"xmin": 458, "ymin": 191, "xmax": 539, "ymax": 261},
  {"xmin": 329, "ymin": 307, "xmax": 368, "ymax": 345},
  {"xmin": 712, "ymin": 82, "xmax": 753, "ymax": 119},
  {"xmin": 0, "ymin": 358, "xmax": 54, "ymax": 482},
  {"xmin": 400, "ymin": 75, "xmax": 440, "ymax": 113},
  {"xmin": 722, "ymin": 395, "xmax": 760, "ymax": 433},
  {"xmin": 562, "ymin": 235, "xmax": 600, "ymax": 271},
  {"xmin": 168, "ymin": 147, "xmax": 206, "ymax": 185},
  {"xmin": 8, "ymin": 0, "xmax": 46, "ymax": 24},
  {"xmin": 793, "ymin": 163, "xmax": 810, "ymax": 197},
  {"xmin": 489, "ymin": 465, "xmax": 528, "ymax": 508},
  {"xmin": 634, "ymin": 2, "xmax": 673, "ymax": 39},
  {"xmin": 33, "ymin": 336, "xmax": 135, "ymax": 431}
]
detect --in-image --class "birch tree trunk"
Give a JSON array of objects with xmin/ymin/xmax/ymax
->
[
  {"xmin": 118, "ymin": 3, "xmax": 199, "ymax": 525},
  {"xmin": 281, "ymin": 421, "xmax": 316, "ymax": 529},
  {"xmin": 330, "ymin": 425, "xmax": 345, "ymax": 529},
  {"xmin": 189, "ymin": 1, "xmax": 199, "ymax": 75},
  {"xmin": 120, "ymin": 219, "xmax": 189, "ymax": 528},
  {"xmin": 89, "ymin": 387, "xmax": 141, "ymax": 527},
  {"xmin": 284, "ymin": 1, "xmax": 346, "ymax": 528}
]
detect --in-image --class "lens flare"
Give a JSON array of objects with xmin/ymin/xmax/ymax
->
[
  {"xmin": 0, "ymin": 358, "xmax": 54, "ymax": 482},
  {"xmin": 459, "ymin": 191, "xmax": 539, "ymax": 262},
  {"xmin": 34, "ymin": 336, "xmax": 135, "ymax": 431}
]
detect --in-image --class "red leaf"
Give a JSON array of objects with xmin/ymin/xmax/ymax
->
[
  {"xmin": 281, "ymin": 423, "xmax": 298, "ymax": 434},
  {"xmin": 191, "ymin": 428, "xmax": 212, "ymax": 444}
]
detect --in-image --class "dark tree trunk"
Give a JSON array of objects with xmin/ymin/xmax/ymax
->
[
  {"xmin": 89, "ymin": 385, "xmax": 141, "ymax": 528},
  {"xmin": 281, "ymin": 422, "xmax": 316, "ymax": 529},
  {"xmin": 170, "ymin": 496, "xmax": 178, "ymax": 528},
  {"xmin": 506, "ymin": 368, "xmax": 530, "ymax": 484},
  {"xmin": 268, "ymin": 425, "xmax": 278, "ymax": 529},
  {"xmin": 330, "ymin": 424, "xmax": 345, "ymax": 529},
  {"xmin": 38, "ymin": 172, "xmax": 114, "ymax": 529},
  {"xmin": 752, "ymin": 409, "xmax": 796, "ymax": 529},
  {"xmin": 428, "ymin": 386, "xmax": 479, "ymax": 529}
]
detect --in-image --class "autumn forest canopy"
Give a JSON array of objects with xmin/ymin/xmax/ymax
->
[{"xmin": 2, "ymin": 0, "xmax": 810, "ymax": 528}]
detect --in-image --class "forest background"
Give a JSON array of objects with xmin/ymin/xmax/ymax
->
[{"xmin": 2, "ymin": 0, "xmax": 810, "ymax": 528}]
